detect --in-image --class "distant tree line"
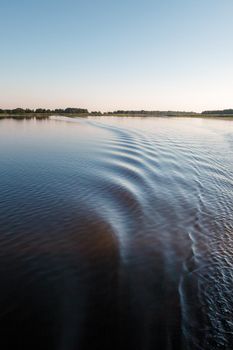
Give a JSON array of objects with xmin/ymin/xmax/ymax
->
[
  {"xmin": 0, "ymin": 108, "xmax": 89, "ymax": 114},
  {"xmin": 202, "ymin": 109, "xmax": 233, "ymax": 115},
  {"xmin": 111, "ymin": 109, "xmax": 233, "ymax": 116},
  {"xmin": 1, "ymin": 108, "xmax": 233, "ymax": 116},
  {"xmin": 0, "ymin": 108, "xmax": 197, "ymax": 116},
  {"xmin": 109, "ymin": 110, "xmax": 197, "ymax": 116}
]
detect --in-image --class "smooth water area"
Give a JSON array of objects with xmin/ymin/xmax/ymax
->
[{"xmin": 0, "ymin": 116, "xmax": 233, "ymax": 349}]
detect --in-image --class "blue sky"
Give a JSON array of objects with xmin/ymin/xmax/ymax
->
[{"xmin": 1, "ymin": 0, "xmax": 233, "ymax": 111}]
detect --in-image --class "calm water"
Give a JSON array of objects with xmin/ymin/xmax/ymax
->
[{"xmin": 0, "ymin": 116, "xmax": 233, "ymax": 350}]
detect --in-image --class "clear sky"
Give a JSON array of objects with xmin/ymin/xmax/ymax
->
[{"xmin": 1, "ymin": 0, "xmax": 233, "ymax": 112}]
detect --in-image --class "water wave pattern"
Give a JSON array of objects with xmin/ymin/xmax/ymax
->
[{"xmin": 0, "ymin": 116, "xmax": 233, "ymax": 350}]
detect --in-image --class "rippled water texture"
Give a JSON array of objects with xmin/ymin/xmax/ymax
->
[{"xmin": 0, "ymin": 116, "xmax": 233, "ymax": 350}]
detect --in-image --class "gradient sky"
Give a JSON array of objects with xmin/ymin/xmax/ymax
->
[{"xmin": 1, "ymin": 0, "xmax": 233, "ymax": 112}]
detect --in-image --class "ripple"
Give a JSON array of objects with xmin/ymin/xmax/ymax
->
[{"xmin": 0, "ymin": 117, "xmax": 233, "ymax": 349}]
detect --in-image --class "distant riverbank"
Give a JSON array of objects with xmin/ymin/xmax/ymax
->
[
  {"xmin": 0, "ymin": 113, "xmax": 90, "ymax": 120},
  {"xmin": 102, "ymin": 113, "xmax": 233, "ymax": 119},
  {"xmin": 1, "ymin": 107, "xmax": 233, "ymax": 120}
]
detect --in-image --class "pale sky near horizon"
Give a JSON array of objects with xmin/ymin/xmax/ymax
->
[{"xmin": 1, "ymin": 0, "xmax": 233, "ymax": 112}]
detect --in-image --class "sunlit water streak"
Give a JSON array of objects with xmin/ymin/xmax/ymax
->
[{"xmin": 0, "ymin": 116, "xmax": 233, "ymax": 350}]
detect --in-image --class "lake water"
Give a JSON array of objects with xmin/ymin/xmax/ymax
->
[{"xmin": 0, "ymin": 116, "xmax": 233, "ymax": 350}]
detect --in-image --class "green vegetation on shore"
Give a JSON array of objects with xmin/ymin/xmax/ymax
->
[
  {"xmin": 0, "ymin": 108, "xmax": 104, "ymax": 119},
  {"xmin": 1, "ymin": 108, "xmax": 233, "ymax": 119},
  {"xmin": 0, "ymin": 108, "xmax": 90, "ymax": 119}
]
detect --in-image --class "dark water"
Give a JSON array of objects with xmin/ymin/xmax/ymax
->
[{"xmin": 0, "ymin": 116, "xmax": 233, "ymax": 350}]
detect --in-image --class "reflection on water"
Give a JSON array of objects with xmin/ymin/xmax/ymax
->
[{"xmin": 0, "ymin": 116, "xmax": 233, "ymax": 349}]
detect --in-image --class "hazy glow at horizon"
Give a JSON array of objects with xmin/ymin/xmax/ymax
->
[{"xmin": 1, "ymin": 0, "xmax": 233, "ymax": 112}]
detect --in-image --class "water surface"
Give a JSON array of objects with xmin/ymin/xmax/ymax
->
[{"xmin": 0, "ymin": 116, "xmax": 233, "ymax": 349}]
